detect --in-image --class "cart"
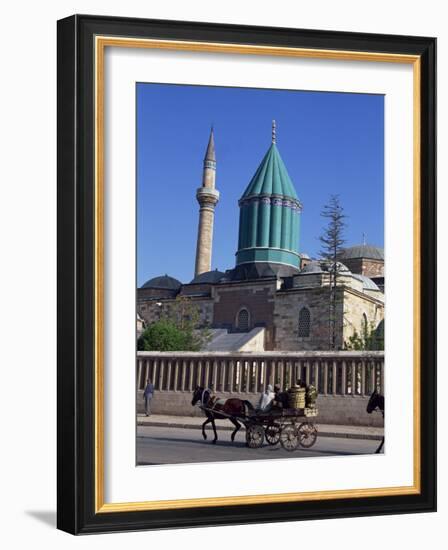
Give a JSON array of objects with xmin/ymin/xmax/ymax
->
[
  {"xmin": 199, "ymin": 404, "xmax": 318, "ymax": 451},
  {"xmin": 244, "ymin": 407, "xmax": 318, "ymax": 451}
]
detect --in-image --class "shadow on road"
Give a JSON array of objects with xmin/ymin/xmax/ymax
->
[
  {"xmin": 137, "ymin": 433, "xmax": 369, "ymax": 456},
  {"xmin": 138, "ymin": 434, "xmax": 259, "ymax": 449}
]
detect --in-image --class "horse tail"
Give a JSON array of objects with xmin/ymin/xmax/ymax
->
[{"xmin": 243, "ymin": 400, "xmax": 255, "ymax": 417}]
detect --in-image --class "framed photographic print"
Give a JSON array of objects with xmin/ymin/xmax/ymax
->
[{"xmin": 57, "ymin": 14, "xmax": 436, "ymax": 534}]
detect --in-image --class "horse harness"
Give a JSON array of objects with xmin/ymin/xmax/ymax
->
[{"xmin": 201, "ymin": 388, "xmax": 223, "ymax": 411}]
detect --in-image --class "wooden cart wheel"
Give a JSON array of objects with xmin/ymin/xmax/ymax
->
[
  {"xmin": 279, "ymin": 424, "xmax": 299, "ymax": 451},
  {"xmin": 265, "ymin": 422, "xmax": 281, "ymax": 445},
  {"xmin": 298, "ymin": 422, "xmax": 318, "ymax": 448},
  {"xmin": 246, "ymin": 424, "xmax": 264, "ymax": 448}
]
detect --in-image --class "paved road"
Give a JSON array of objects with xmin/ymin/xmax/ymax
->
[{"xmin": 137, "ymin": 425, "xmax": 382, "ymax": 465}]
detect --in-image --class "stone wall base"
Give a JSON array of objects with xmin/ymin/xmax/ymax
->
[{"xmin": 137, "ymin": 390, "xmax": 383, "ymax": 427}]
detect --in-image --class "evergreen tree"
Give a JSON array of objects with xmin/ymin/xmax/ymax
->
[{"xmin": 319, "ymin": 195, "xmax": 347, "ymax": 349}]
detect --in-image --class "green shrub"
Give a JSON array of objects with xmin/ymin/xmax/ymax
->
[
  {"xmin": 137, "ymin": 320, "xmax": 189, "ymax": 351},
  {"xmin": 344, "ymin": 320, "xmax": 384, "ymax": 351}
]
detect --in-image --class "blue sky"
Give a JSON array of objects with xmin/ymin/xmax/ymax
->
[{"xmin": 137, "ymin": 83, "xmax": 384, "ymax": 287}]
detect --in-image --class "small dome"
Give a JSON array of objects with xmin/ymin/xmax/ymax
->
[
  {"xmin": 301, "ymin": 260, "xmax": 351, "ymax": 274},
  {"xmin": 339, "ymin": 244, "xmax": 384, "ymax": 261},
  {"xmin": 320, "ymin": 261, "xmax": 351, "ymax": 273},
  {"xmin": 141, "ymin": 274, "xmax": 182, "ymax": 290},
  {"xmin": 351, "ymin": 274, "xmax": 380, "ymax": 291},
  {"xmin": 189, "ymin": 270, "xmax": 225, "ymax": 284},
  {"xmin": 300, "ymin": 261, "xmax": 324, "ymax": 274},
  {"xmin": 331, "ymin": 261, "xmax": 351, "ymax": 273}
]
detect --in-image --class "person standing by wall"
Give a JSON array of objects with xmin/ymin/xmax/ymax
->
[{"xmin": 143, "ymin": 379, "xmax": 154, "ymax": 416}]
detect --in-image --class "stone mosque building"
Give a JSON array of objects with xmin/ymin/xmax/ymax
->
[{"xmin": 137, "ymin": 124, "xmax": 385, "ymax": 351}]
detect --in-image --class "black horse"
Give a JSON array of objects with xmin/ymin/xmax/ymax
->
[
  {"xmin": 367, "ymin": 390, "xmax": 385, "ymax": 453},
  {"xmin": 191, "ymin": 386, "xmax": 254, "ymax": 444}
]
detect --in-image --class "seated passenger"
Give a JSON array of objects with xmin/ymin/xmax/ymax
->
[{"xmin": 257, "ymin": 384, "xmax": 275, "ymax": 411}]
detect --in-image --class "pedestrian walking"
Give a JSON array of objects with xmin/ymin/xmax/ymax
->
[{"xmin": 143, "ymin": 379, "xmax": 154, "ymax": 416}]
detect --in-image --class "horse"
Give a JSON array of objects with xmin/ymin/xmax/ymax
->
[
  {"xmin": 366, "ymin": 390, "xmax": 385, "ymax": 453},
  {"xmin": 191, "ymin": 386, "xmax": 255, "ymax": 444}
]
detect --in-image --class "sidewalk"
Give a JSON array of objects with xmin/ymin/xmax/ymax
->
[{"xmin": 137, "ymin": 414, "xmax": 384, "ymax": 441}]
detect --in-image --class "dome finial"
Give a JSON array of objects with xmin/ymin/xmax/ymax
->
[
  {"xmin": 272, "ymin": 119, "xmax": 276, "ymax": 144},
  {"xmin": 362, "ymin": 232, "xmax": 367, "ymax": 246}
]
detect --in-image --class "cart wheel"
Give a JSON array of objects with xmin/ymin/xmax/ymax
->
[
  {"xmin": 246, "ymin": 424, "xmax": 264, "ymax": 448},
  {"xmin": 298, "ymin": 422, "xmax": 318, "ymax": 448},
  {"xmin": 265, "ymin": 422, "xmax": 281, "ymax": 445},
  {"xmin": 280, "ymin": 424, "xmax": 299, "ymax": 451}
]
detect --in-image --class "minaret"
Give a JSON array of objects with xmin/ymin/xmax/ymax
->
[{"xmin": 194, "ymin": 127, "xmax": 219, "ymax": 276}]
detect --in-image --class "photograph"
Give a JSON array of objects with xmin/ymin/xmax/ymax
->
[{"xmin": 135, "ymin": 83, "xmax": 386, "ymax": 465}]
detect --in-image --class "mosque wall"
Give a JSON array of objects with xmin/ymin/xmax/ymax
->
[
  {"xmin": 138, "ymin": 296, "xmax": 214, "ymax": 328},
  {"xmin": 137, "ymin": 282, "xmax": 384, "ymax": 352},
  {"xmin": 273, "ymin": 287, "xmax": 384, "ymax": 351},
  {"xmin": 342, "ymin": 290, "xmax": 385, "ymax": 346},
  {"xmin": 212, "ymin": 283, "xmax": 276, "ymax": 327},
  {"xmin": 273, "ymin": 287, "xmax": 345, "ymax": 350}
]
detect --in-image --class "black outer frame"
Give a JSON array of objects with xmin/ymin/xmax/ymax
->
[{"xmin": 57, "ymin": 14, "xmax": 436, "ymax": 535}]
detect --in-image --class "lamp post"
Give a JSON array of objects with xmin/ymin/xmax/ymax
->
[{"xmin": 156, "ymin": 301, "xmax": 163, "ymax": 321}]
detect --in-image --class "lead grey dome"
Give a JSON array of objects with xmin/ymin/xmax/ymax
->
[
  {"xmin": 339, "ymin": 244, "xmax": 384, "ymax": 261},
  {"xmin": 189, "ymin": 270, "xmax": 225, "ymax": 284},
  {"xmin": 141, "ymin": 274, "xmax": 182, "ymax": 290}
]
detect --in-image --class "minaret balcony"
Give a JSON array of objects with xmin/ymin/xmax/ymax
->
[{"xmin": 196, "ymin": 187, "xmax": 220, "ymax": 207}]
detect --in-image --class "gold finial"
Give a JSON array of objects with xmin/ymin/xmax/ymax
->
[{"xmin": 272, "ymin": 119, "xmax": 276, "ymax": 144}]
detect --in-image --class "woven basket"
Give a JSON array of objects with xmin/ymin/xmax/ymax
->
[{"xmin": 288, "ymin": 387, "xmax": 306, "ymax": 409}]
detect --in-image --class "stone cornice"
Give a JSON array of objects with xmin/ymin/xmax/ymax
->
[{"xmin": 239, "ymin": 193, "xmax": 302, "ymax": 210}]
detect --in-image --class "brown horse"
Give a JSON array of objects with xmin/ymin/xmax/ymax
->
[
  {"xmin": 191, "ymin": 386, "xmax": 254, "ymax": 444},
  {"xmin": 367, "ymin": 390, "xmax": 385, "ymax": 453}
]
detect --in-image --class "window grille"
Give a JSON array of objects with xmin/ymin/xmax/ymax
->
[
  {"xmin": 237, "ymin": 308, "xmax": 250, "ymax": 331},
  {"xmin": 298, "ymin": 307, "xmax": 311, "ymax": 337}
]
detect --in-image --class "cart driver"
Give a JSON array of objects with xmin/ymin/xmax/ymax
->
[{"xmin": 273, "ymin": 384, "xmax": 289, "ymax": 409}]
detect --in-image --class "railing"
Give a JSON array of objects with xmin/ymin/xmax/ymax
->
[{"xmin": 136, "ymin": 351, "xmax": 384, "ymax": 397}]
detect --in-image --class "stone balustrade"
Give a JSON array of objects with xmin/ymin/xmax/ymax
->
[{"xmin": 137, "ymin": 351, "xmax": 384, "ymax": 397}]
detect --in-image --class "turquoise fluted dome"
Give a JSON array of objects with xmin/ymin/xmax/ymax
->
[
  {"xmin": 236, "ymin": 142, "xmax": 302, "ymax": 271},
  {"xmin": 241, "ymin": 143, "xmax": 298, "ymax": 201}
]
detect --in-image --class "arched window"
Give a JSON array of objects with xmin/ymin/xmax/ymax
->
[
  {"xmin": 298, "ymin": 307, "xmax": 311, "ymax": 337},
  {"xmin": 237, "ymin": 308, "xmax": 250, "ymax": 332}
]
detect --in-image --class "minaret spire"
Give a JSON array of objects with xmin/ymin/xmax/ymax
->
[
  {"xmin": 194, "ymin": 127, "xmax": 220, "ymax": 277},
  {"xmin": 272, "ymin": 119, "xmax": 276, "ymax": 144},
  {"xmin": 204, "ymin": 125, "xmax": 216, "ymax": 162}
]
